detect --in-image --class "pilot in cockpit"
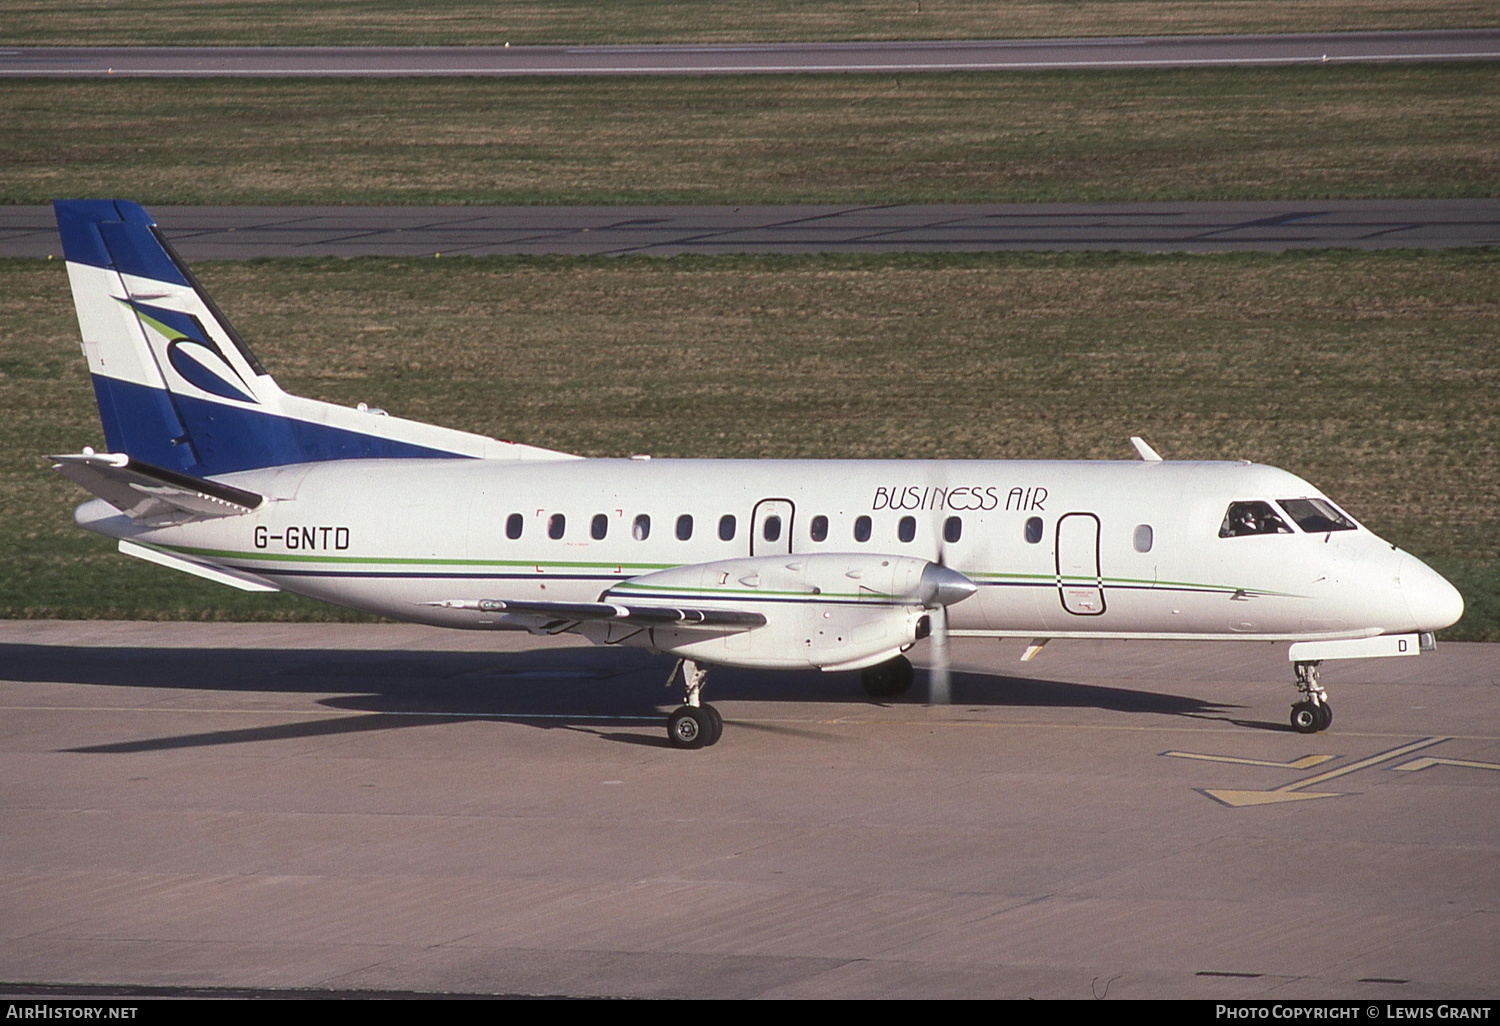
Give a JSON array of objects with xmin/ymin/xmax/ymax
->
[{"xmin": 1221, "ymin": 501, "xmax": 1293, "ymax": 538}]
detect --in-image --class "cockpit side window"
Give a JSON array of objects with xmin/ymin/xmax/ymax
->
[
  {"xmin": 1277, "ymin": 498, "xmax": 1357, "ymax": 533},
  {"xmin": 1219, "ymin": 501, "xmax": 1293, "ymax": 538}
]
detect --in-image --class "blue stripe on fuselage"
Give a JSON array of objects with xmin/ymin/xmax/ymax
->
[{"xmin": 90, "ymin": 375, "xmax": 470, "ymax": 474}]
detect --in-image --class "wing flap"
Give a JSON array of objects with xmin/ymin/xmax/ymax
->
[{"xmin": 52, "ymin": 450, "xmax": 262, "ymax": 519}]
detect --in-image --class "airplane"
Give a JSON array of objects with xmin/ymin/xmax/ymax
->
[{"xmin": 46, "ymin": 200, "xmax": 1466, "ymax": 748}]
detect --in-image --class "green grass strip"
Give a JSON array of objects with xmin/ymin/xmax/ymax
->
[
  {"xmin": 3, "ymin": 1, "xmax": 1494, "ymax": 47},
  {"xmin": 5, "ymin": 64, "xmax": 1497, "ymax": 206}
]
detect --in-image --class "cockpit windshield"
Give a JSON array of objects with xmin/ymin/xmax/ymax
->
[
  {"xmin": 1277, "ymin": 497, "xmax": 1357, "ymax": 533},
  {"xmin": 1219, "ymin": 501, "xmax": 1293, "ymax": 538}
]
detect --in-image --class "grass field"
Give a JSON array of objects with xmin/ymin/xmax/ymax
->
[
  {"xmin": 3, "ymin": 1, "xmax": 1494, "ymax": 46},
  {"xmin": 4, "ymin": 65, "xmax": 1496, "ymax": 207},
  {"xmin": 2, "ymin": 250, "xmax": 1494, "ymax": 637}
]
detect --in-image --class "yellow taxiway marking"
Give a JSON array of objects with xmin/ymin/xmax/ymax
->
[
  {"xmin": 1164, "ymin": 751, "xmax": 1336, "ymax": 770},
  {"xmin": 1199, "ymin": 736, "xmax": 1450, "ymax": 807},
  {"xmin": 1391, "ymin": 756, "xmax": 1500, "ymax": 774}
]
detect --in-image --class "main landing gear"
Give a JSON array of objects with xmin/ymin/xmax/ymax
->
[
  {"xmin": 860, "ymin": 654, "xmax": 914, "ymax": 698},
  {"xmin": 665, "ymin": 658, "xmax": 724, "ymax": 749},
  {"xmin": 1290, "ymin": 659, "xmax": 1333, "ymax": 734}
]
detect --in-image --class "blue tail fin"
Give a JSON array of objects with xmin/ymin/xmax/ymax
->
[{"xmin": 54, "ymin": 200, "xmax": 572, "ymax": 475}]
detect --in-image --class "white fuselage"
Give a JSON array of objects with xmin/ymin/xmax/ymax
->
[{"xmin": 77, "ymin": 456, "xmax": 1462, "ymax": 665}]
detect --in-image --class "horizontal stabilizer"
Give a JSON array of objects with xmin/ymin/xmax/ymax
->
[
  {"xmin": 427, "ymin": 598, "xmax": 766, "ymax": 630},
  {"xmin": 52, "ymin": 450, "xmax": 262, "ymax": 519},
  {"xmin": 119, "ymin": 540, "xmax": 279, "ymax": 593}
]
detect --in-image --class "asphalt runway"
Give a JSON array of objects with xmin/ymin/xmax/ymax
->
[
  {"xmin": 1, "ymin": 621, "xmax": 1495, "ymax": 999},
  {"xmin": 2, "ymin": 30, "xmax": 1497, "ymax": 77},
  {"xmin": 6, "ymin": 200, "xmax": 1497, "ymax": 258}
]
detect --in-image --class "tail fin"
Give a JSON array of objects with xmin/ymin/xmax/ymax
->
[{"xmin": 53, "ymin": 200, "xmax": 573, "ymax": 476}]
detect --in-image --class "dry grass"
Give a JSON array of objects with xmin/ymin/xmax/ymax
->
[
  {"xmin": 1, "ymin": 1, "xmax": 1493, "ymax": 46},
  {"xmin": 3, "ymin": 65, "xmax": 1496, "ymax": 206},
  {"xmin": 2, "ymin": 250, "xmax": 1494, "ymax": 635}
]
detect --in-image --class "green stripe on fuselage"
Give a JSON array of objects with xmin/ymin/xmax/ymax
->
[{"xmin": 156, "ymin": 544, "xmax": 1304, "ymax": 598}]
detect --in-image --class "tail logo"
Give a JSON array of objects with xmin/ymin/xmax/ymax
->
[{"xmin": 123, "ymin": 298, "xmax": 260, "ymax": 405}]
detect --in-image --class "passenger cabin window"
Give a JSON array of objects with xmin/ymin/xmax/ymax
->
[
  {"xmin": 506, "ymin": 513, "xmax": 523, "ymax": 540},
  {"xmin": 1133, "ymin": 524, "xmax": 1153, "ymax": 553},
  {"xmin": 1220, "ymin": 501, "xmax": 1292, "ymax": 538},
  {"xmin": 810, "ymin": 515, "xmax": 829, "ymax": 542},
  {"xmin": 898, "ymin": 516, "xmax": 916, "ymax": 543},
  {"xmin": 944, "ymin": 516, "xmax": 962, "ymax": 544},
  {"xmin": 591, "ymin": 513, "xmax": 608, "ymax": 540},
  {"xmin": 632, "ymin": 514, "xmax": 651, "ymax": 541},
  {"xmin": 1277, "ymin": 498, "xmax": 1357, "ymax": 533},
  {"xmin": 548, "ymin": 513, "xmax": 566, "ymax": 540},
  {"xmin": 763, "ymin": 515, "xmax": 782, "ymax": 543},
  {"xmin": 1025, "ymin": 517, "xmax": 1043, "ymax": 544},
  {"xmin": 719, "ymin": 514, "xmax": 737, "ymax": 541},
  {"xmin": 854, "ymin": 516, "xmax": 872, "ymax": 543},
  {"xmin": 676, "ymin": 514, "xmax": 694, "ymax": 541}
]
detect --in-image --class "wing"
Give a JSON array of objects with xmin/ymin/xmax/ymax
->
[
  {"xmin": 423, "ymin": 552, "xmax": 975, "ymax": 647},
  {"xmin": 52, "ymin": 450, "xmax": 262, "ymax": 519},
  {"xmin": 425, "ymin": 598, "xmax": 766, "ymax": 633}
]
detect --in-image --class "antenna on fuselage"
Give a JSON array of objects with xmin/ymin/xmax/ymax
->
[{"xmin": 1130, "ymin": 436, "xmax": 1164, "ymax": 462}]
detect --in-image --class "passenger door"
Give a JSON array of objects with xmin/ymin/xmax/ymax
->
[{"xmin": 1057, "ymin": 512, "xmax": 1105, "ymax": 615}]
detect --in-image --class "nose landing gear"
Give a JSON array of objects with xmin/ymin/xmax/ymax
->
[
  {"xmin": 1290, "ymin": 660, "xmax": 1332, "ymax": 734},
  {"xmin": 665, "ymin": 658, "xmax": 723, "ymax": 749}
]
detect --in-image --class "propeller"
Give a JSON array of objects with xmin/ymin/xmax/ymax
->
[
  {"xmin": 918, "ymin": 543, "xmax": 976, "ymax": 706},
  {"xmin": 929, "ymin": 603, "xmax": 952, "ymax": 706}
]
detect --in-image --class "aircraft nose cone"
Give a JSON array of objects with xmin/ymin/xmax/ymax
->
[
  {"xmin": 1400, "ymin": 554, "xmax": 1465, "ymax": 632},
  {"xmin": 920, "ymin": 563, "xmax": 978, "ymax": 607}
]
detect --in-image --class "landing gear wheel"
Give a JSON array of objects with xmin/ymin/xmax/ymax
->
[
  {"xmin": 1290, "ymin": 701, "xmax": 1321, "ymax": 734},
  {"xmin": 862, "ymin": 655, "xmax": 914, "ymax": 698},
  {"xmin": 665, "ymin": 659, "xmax": 721, "ymax": 749},
  {"xmin": 700, "ymin": 703, "xmax": 724, "ymax": 747},
  {"xmin": 667, "ymin": 706, "xmax": 711, "ymax": 749},
  {"xmin": 1290, "ymin": 659, "xmax": 1332, "ymax": 734}
]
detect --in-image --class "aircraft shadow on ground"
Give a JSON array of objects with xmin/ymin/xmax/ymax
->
[{"xmin": 1, "ymin": 642, "xmax": 1241, "ymax": 753}]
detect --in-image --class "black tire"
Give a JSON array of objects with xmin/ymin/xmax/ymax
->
[
  {"xmin": 862, "ymin": 655, "xmax": 914, "ymax": 698},
  {"xmin": 667, "ymin": 706, "xmax": 709, "ymax": 749},
  {"xmin": 1290, "ymin": 701, "xmax": 1320, "ymax": 734},
  {"xmin": 1314, "ymin": 701, "xmax": 1332, "ymax": 731},
  {"xmin": 700, "ymin": 703, "xmax": 724, "ymax": 746}
]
